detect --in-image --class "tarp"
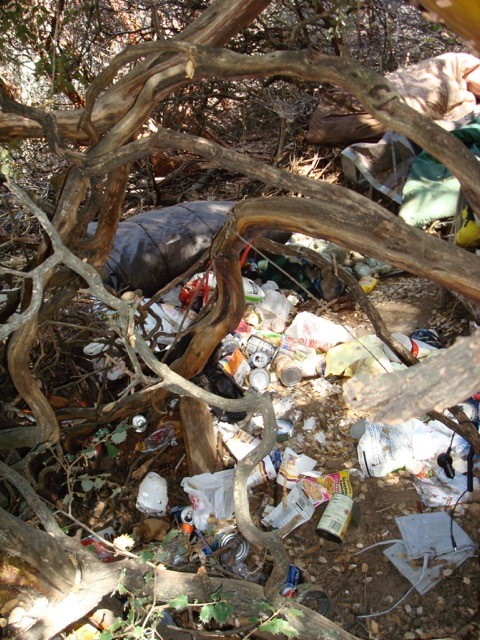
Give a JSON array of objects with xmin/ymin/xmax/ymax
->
[
  {"xmin": 307, "ymin": 52, "xmax": 480, "ymax": 146},
  {"xmin": 88, "ymin": 200, "xmax": 235, "ymax": 296}
]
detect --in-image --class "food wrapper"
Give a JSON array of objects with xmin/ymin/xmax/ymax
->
[{"xmin": 301, "ymin": 469, "xmax": 352, "ymax": 507}]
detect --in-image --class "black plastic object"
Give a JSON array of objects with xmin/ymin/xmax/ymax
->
[
  {"xmin": 437, "ymin": 451, "xmax": 455, "ymax": 479},
  {"xmin": 207, "ymin": 368, "xmax": 247, "ymax": 423}
]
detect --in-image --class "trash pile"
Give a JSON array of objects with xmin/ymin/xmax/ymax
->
[{"xmin": 76, "ymin": 249, "xmax": 480, "ymax": 632}]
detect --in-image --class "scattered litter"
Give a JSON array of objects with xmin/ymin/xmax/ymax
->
[
  {"xmin": 261, "ymin": 484, "xmax": 314, "ymax": 536},
  {"xmin": 285, "ymin": 312, "xmax": 354, "ymax": 351},
  {"xmin": 81, "ymin": 526, "xmax": 116, "ymax": 562},
  {"xmin": 277, "ymin": 447, "xmax": 317, "ymax": 488}
]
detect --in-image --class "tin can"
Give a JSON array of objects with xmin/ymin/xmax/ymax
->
[
  {"xmin": 297, "ymin": 587, "xmax": 333, "ymax": 618},
  {"xmin": 245, "ymin": 335, "xmax": 277, "ymax": 359},
  {"xmin": 216, "ymin": 530, "xmax": 250, "ymax": 563},
  {"xmin": 249, "ymin": 350, "xmax": 270, "ymax": 368},
  {"xmin": 280, "ymin": 564, "xmax": 301, "ymax": 597},
  {"xmin": 276, "ymin": 418, "xmax": 294, "ymax": 442},
  {"xmin": 316, "ymin": 494, "xmax": 355, "ymax": 543},
  {"xmin": 248, "ymin": 367, "xmax": 271, "ymax": 392},
  {"xmin": 273, "ymin": 353, "xmax": 302, "ymax": 387}
]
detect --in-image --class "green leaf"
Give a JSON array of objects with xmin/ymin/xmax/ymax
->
[
  {"xmin": 287, "ymin": 608, "xmax": 304, "ymax": 618},
  {"xmin": 132, "ymin": 626, "xmax": 144, "ymax": 639},
  {"xmin": 160, "ymin": 528, "xmax": 180, "ymax": 546},
  {"xmin": 139, "ymin": 550, "xmax": 154, "ymax": 564},
  {"xmin": 111, "ymin": 426, "xmax": 128, "ymax": 444},
  {"xmin": 83, "ymin": 446, "xmax": 97, "ymax": 459},
  {"xmin": 211, "ymin": 601, "xmax": 232, "ymax": 626},
  {"xmin": 143, "ymin": 571, "xmax": 154, "ymax": 584},
  {"xmin": 98, "ymin": 632, "xmax": 113, "ymax": 640},
  {"xmin": 168, "ymin": 594, "xmax": 189, "ymax": 610},
  {"xmin": 94, "ymin": 476, "xmax": 107, "ymax": 489},
  {"xmin": 259, "ymin": 618, "xmax": 299, "ymax": 638},
  {"xmin": 81, "ymin": 478, "xmax": 94, "ymax": 492},
  {"xmin": 109, "ymin": 618, "xmax": 123, "ymax": 631},
  {"xmin": 105, "ymin": 442, "xmax": 119, "ymax": 458},
  {"xmin": 199, "ymin": 603, "xmax": 215, "ymax": 623}
]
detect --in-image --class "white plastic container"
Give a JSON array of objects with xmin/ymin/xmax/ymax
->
[{"xmin": 136, "ymin": 472, "xmax": 168, "ymax": 516}]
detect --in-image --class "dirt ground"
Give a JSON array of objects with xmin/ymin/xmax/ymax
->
[{"xmin": 100, "ymin": 272, "xmax": 480, "ymax": 640}]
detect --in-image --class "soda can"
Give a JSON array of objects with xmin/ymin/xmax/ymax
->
[
  {"xmin": 249, "ymin": 350, "xmax": 270, "ymax": 368},
  {"xmin": 280, "ymin": 564, "xmax": 301, "ymax": 597},
  {"xmin": 409, "ymin": 328, "xmax": 441, "ymax": 349},
  {"xmin": 245, "ymin": 335, "xmax": 277, "ymax": 359},
  {"xmin": 170, "ymin": 506, "xmax": 195, "ymax": 534}
]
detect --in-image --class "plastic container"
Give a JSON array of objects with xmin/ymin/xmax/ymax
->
[{"xmin": 136, "ymin": 472, "xmax": 168, "ymax": 516}]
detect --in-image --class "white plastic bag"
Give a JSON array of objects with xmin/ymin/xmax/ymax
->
[
  {"xmin": 357, "ymin": 420, "xmax": 417, "ymax": 477},
  {"xmin": 285, "ymin": 312, "xmax": 353, "ymax": 351},
  {"xmin": 181, "ymin": 469, "xmax": 235, "ymax": 531}
]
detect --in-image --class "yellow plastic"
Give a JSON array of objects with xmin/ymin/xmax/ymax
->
[{"xmin": 359, "ymin": 276, "xmax": 378, "ymax": 294}]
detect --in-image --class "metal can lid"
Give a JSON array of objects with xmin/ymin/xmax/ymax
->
[
  {"xmin": 349, "ymin": 419, "xmax": 368, "ymax": 439},
  {"xmin": 249, "ymin": 367, "xmax": 271, "ymax": 392},
  {"xmin": 278, "ymin": 365, "xmax": 302, "ymax": 387}
]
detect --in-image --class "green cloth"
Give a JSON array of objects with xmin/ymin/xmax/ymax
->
[{"xmin": 399, "ymin": 118, "xmax": 480, "ymax": 227}]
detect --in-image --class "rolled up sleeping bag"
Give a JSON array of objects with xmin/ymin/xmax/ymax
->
[{"xmin": 88, "ymin": 200, "xmax": 291, "ymax": 296}]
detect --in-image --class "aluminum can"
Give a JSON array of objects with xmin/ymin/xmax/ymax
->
[
  {"xmin": 249, "ymin": 350, "xmax": 270, "ymax": 368},
  {"xmin": 280, "ymin": 564, "xmax": 301, "ymax": 597},
  {"xmin": 245, "ymin": 335, "xmax": 277, "ymax": 359},
  {"xmin": 215, "ymin": 530, "xmax": 250, "ymax": 563}
]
